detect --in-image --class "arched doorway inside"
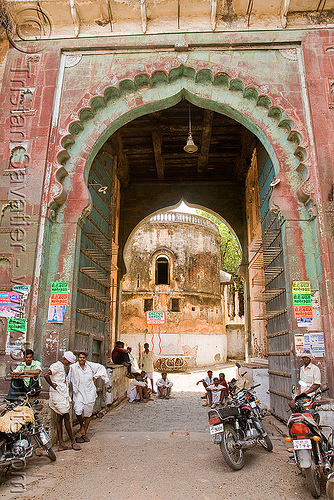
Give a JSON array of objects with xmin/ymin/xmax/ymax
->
[{"xmin": 73, "ymin": 99, "xmax": 289, "ymax": 418}]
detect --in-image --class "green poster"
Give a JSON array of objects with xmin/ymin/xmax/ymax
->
[
  {"xmin": 7, "ymin": 318, "xmax": 27, "ymax": 333},
  {"xmin": 292, "ymin": 293, "xmax": 312, "ymax": 306},
  {"xmin": 51, "ymin": 282, "xmax": 69, "ymax": 294}
]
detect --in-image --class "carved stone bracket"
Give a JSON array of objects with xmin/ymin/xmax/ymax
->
[
  {"xmin": 323, "ymin": 202, "xmax": 334, "ymax": 237},
  {"xmin": 279, "ymin": 49, "xmax": 297, "ymax": 61},
  {"xmin": 65, "ymin": 54, "xmax": 82, "ymax": 68}
]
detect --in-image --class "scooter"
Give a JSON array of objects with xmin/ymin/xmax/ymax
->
[{"xmin": 286, "ymin": 388, "xmax": 333, "ymax": 498}]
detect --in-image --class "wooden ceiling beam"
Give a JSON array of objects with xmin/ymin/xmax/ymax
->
[
  {"xmin": 235, "ymin": 128, "xmax": 258, "ymax": 183},
  {"xmin": 110, "ymin": 132, "xmax": 129, "ymax": 186},
  {"xmin": 197, "ymin": 109, "xmax": 214, "ymax": 173},
  {"xmin": 151, "ymin": 129, "xmax": 165, "ymax": 179},
  {"xmin": 150, "ymin": 113, "xmax": 165, "ymax": 180}
]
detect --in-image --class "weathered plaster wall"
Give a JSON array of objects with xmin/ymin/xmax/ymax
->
[
  {"xmin": 120, "ymin": 212, "xmax": 226, "ymax": 365},
  {"xmin": 226, "ymin": 324, "xmax": 245, "ymax": 359}
]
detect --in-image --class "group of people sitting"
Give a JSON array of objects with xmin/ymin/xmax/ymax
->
[
  {"xmin": 127, "ymin": 371, "xmax": 173, "ymax": 403},
  {"xmin": 111, "ymin": 341, "xmax": 173, "ymax": 403},
  {"xmin": 196, "ymin": 370, "xmax": 229, "ymax": 408}
]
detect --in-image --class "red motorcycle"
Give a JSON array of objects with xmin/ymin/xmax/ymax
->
[{"xmin": 285, "ymin": 388, "xmax": 333, "ymax": 498}]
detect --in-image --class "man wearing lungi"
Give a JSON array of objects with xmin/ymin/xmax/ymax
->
[{"xmin": 44, "ymin": 351, "xmax": 81, "ymax": 451}]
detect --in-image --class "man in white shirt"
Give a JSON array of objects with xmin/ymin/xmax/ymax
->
[
  {"xmin": 206, "ymin": 378, "xmax": 227, "ymax": 409},
  {"xmin": 289, "ymin": 349, "xmax": 321, "ymax": 408},
  {"xmin": 298, "ymin": 349, "xmax": 321, "ymax": 395},
  {"xmin": 44, "ymin": 351, "xmax": 81, "ymax": 451},
  {"xmin": 156, "ymin": 372, "xmax": 173, "ymax": 399},
  {"xmin": 196, "ymin": 370, "xmax": 214, "ymax": 406},
  {"xmin": 127, "ymin": 373, "xmax": 150, "ymax": 403},
  {"xmin": 68, "ymin": 352, "xmax": 110, "ymax": 442}
]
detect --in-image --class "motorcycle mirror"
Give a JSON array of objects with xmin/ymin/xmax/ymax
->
[{"xmin": 235, "ymin": 362, "xmax": 241, "ymax": 369}]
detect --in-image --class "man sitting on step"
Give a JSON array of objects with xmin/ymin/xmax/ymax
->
[
  {"xmin": 156, "ymin": 372, "xmax": 173, "ymax": 399},
  {"xmin": 206, "ymin": 377, "xmax": 227, "ymax": 409}
]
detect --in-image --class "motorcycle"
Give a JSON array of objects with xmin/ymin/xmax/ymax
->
[
  {"xmin": 286, "ymin": 388, "xmax": 333, "ymax": 498},
  {"xmin": 208, "ymin": 366, "xmax": 272, "ymax": 470},
  {"xmin": 0, "ymin": 391, "xmax": 56, "ymax": 478}
]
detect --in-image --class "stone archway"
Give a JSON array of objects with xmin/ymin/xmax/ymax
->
[
  {"xmin": 51, "ymin": 64, "xmax": 313, "ymax": 219},
  {"xmin": 40, "ymin": 61, "xmax": 323, "ymax": 419}
]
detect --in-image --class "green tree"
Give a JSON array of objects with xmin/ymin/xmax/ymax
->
[{"xmin": 196, "ymin": 210, "xmax": 243, "ymax": 293}]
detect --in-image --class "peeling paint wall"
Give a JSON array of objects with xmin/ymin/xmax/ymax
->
[{"xmin": 120, "ymin": 212, "xmax": 226, "ymax": 366}]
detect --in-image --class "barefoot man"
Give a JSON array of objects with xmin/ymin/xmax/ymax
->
[
  {"xmin": 141, "ymin": 343, "xmax": 156, "ymax": 394},
  {"xmin": 156, "ymin": 372, "xmax": 173, "ymax": 399},
  {"xmin": 68, "ymin": 352, "xmax": 110, "ymax": 443},
  {"xmin": 127, "ymin": 373, "xmax": 149, "ymax": 403},
  {"xmin": 44, "ymin": 351, "xmax": 81, "ymax": 451}
]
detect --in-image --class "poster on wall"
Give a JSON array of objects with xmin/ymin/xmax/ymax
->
[
  {"xmin": 294, "ymin": 334, "xmax": 305, "ymax": 356},
  {"xmin": 292, "ymin": 281, "xmax": 313, "ymax": 319},
  {"xmin": 292, "ymin": 281, "xmax": 311, "ymax": 294},
  {"xmin": 51, "ymin": 282, "xmax": 69, "ymax": 294},
  {"xmin": 297, "ymin": 317, "xmax": 313, "ymax": 328},
  {"xmin": 5, "ymin": 317, "xmax": 28, "ymax": 355},
  {"xmin": 0, "ymin": 292, "xmax": 21, "ymax": 318},
  {"xmin": 146, "ymin": 311, "xmax": 165, "ymax": 324},
  {"xmin": 303, "ymin": 332, "xmax": 325, "ymax": 357},
  {"xmin": 50, "ymin": 293, "xmax": 68, "ymax": 306},
  {"xmin": 47, "ymin": 303, "xmax": 66, "ymax": 323},
  {"xmin": 294, "ymin": 305, "xmax": 313, "ymax": 318}
]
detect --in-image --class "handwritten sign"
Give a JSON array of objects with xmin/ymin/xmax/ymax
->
[
  {"xmin": 293, "ymin": 293, "xmax": 312, "ymax": 306},
  {"xmin": 7, "ymin": 317, "xmax": 27, "ymax": 333},
  {"xmin": 13, "ymin": 285, "xmax": 30, "ymax": 295},
  {"xmin": 292, "ymin": 281, "xmax": 311, "ymax": 294},
  {"xmin": 294, "ymin": 305, "xmax": 313, "ymax": 319},
  {"xmin": 50, "ymin": 293, "xmax": 68, "ymax": 306},
  {"xmin": 51, "ymin": 282, "xmax": 69, "ymax": 294},
  {"xmin": 146, "ymin": 311, "xmax": 165, "ymax": 324}
]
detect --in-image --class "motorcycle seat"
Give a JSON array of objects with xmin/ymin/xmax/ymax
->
[
  {"xmin": 217, "ymin": 407, "xmax": 240, "ymax": 419},
  {"xmin": 0, "ymin": 406, "xmax": 34, "ymax": 434}
]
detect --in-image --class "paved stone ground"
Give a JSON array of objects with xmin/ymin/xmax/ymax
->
[{"xmin": 0, "ymin": 365, "xmax": 327, "ymax": 499}]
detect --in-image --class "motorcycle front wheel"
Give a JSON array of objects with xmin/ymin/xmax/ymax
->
[
  {"xmin": 326, "ymin": 473, "xmax": 334, "ymax": 500},
  {"xmin": 45, "ymin": 447, "xmax": 56, "ymax": 461},
  {"xmin": 258, "ymin": 435, "xmax": 273, "ymax": 452},
  {"xmin": 304, "ymin": 460, "xmax": 321, "ymax": 498},
  {"xmin": 220, "ymin": 423, "xmax": 245, "ymax": 470}
]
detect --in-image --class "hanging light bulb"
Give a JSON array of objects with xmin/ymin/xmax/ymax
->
[{"xmin": 184, "ymin": 105, "xmax": 198, "ymax": 153}]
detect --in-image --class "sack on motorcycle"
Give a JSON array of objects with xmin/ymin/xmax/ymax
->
[
  {"xmin": 217, "ymin": 407, "xmax": 240, "ymax": 419},
  {"xmin": 0, "ymin": 406, "xmax": 34, "ymax": 434}
]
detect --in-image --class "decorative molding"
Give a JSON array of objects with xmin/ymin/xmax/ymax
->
[
  {"xmin": 53, "ymin": 64, "xmax": 309, "ymax": 211},
  {"xmin": 328, "ymin": 79, "xmax": 334, "ymax": 109},
  {"xmin": 65, "ymin": 54, "xmax": 82, "ymax": 68},
  {"xmin": 279, "ymin": 48, "xmax": 297, "ymax": 61}
]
